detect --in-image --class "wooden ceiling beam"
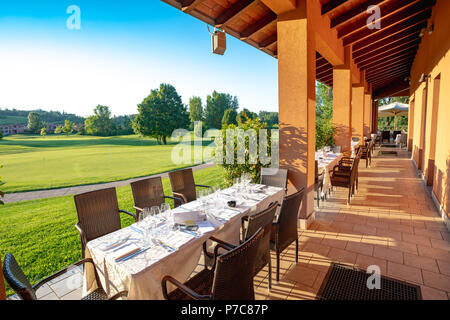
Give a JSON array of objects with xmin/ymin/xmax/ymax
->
[
  {"xmin": 355, "ymin": 40, "xmax": 420, "ymax": 65},
  {"xmin": 240, "ymin": 13, "xmax": 277, "ymax": 40},
  {"xmin": 362, "ymin": 52, "xmax": 416, "ymax": 72},
  {"xmin": 337, "ymin": 0, "xmax": 421, "ymax": 38},
  {"xmin": 342, "ymin": 6, "xmax": 433, "ymax": 46},
  {"xmin": 321, "ymin": 0, "xmax": 349, "ymax": 15},
  {"xmin": 371, "ymin": 73, "xmax": 409, "ymax": 86},
  {"xmin": 353, "ymin": 28, "xmax": 421, "ymax": 59},
  {"xmin": 330, "ymin": 0, "xmax": 387, "ymax": 28},
  {"xmin": 180, "ymin": 0, "xmax": 205, "ymax": 12},
  {"xmin": 367, "ymin": 65, "xmax": 411, "ymax": 82},
  {"xmin": 359, "ymin": 46, "xmax": 418, "ymax": 70},
  {"xmin": 365, "ymin": 56, "xmax": 414, "ymax": 76},
  {"xmin": 316, "ymin": 63, "xmax": 333, "ymax": 74},
  {"xmin": 215, "ymin": 0, "xmax": 258, "ymax": 28},
  {"xmin": 316, "ymin": 68, "xmax": 333, "ymax": 79},
  {"xmin": 259, "ymin": 33, "xmax": 277, "ymax": 48}
]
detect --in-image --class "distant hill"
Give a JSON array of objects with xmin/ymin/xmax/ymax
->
[{"xmin": 0, "ymin": 108, "xmax": 85, "ymax": 125}]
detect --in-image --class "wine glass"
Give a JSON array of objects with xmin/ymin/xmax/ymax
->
[
  {"xmin": 150, "ymin": 206, "xmax": 160, "ymax": 217},
  {"xmin": 160, "ymin": 202, "xmax": 171, "ymax": 222}
]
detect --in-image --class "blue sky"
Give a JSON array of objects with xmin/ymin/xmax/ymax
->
[{"xmin": 0, "ymin": 0, "xmax": 278, "ymax": 117}]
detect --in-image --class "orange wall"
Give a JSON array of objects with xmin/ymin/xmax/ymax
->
[{"xmin": 410, "ymin": 0, "xmax": 450, "ymax": 218}]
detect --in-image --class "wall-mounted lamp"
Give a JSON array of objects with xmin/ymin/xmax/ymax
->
[
  {"xmin": 207, "ymin": 24, "xmax": 226, "ymax": 55},
  {"xmin": 419, "ymin": 24, "xmax": 434, "ymax": 38},
  {"xmin": 419, "ymin": 73, "xmax": 430, "ymax": 83}
]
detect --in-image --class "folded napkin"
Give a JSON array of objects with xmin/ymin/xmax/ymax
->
[
  {"xmin": 108, "ymin": 243, "xmax": 141, "ymax": 261},
  {"xmin": 163, "ymin": 231, "xmax": 195, "ymax": 249},
  {"xmin": 196, "ymin": 220, "xmax": 215, "ymax": 234},
  {"xmin": 173, "ymin": 210, "xmax": 206, "ymax": 226}
]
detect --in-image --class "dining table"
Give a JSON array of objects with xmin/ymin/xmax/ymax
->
[
  {"xmin": 315, "ymin": 150, "xmax": 343, "ymax": 197},
  {"xmin": 82, "ymin": 183, "xmax": 285, "ymax": 300}
]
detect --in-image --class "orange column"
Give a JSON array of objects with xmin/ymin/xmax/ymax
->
[
  {"xmin": 364, "ymin": 92, "xmax": 372, "ymax": 138},
  {"xmin": 351, "ymin": 85, "xmax": 365, "ymax": 143},
  {"xmin": 333, "ymin": 64, "xmax": 352, "ymax": 155},
  {"xmin": 278, "ymin": 5, "xmax": 316, "ymax": 227}
]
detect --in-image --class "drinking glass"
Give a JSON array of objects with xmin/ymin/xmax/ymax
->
[
  {"xmin": 139, "ymin": 208, "xmax": 151, "ymax": 222},
  {"xmin": 150, "ymin": 206, "xmax": 160, "ymax": 216}
]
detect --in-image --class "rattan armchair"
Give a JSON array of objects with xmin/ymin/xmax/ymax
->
[
  {"xmin": 130, "ymin": 177, "xmax": 183, "ymax": 219},
  {"xmin": 203, "ymin": 201, "xmax": 278, "ymax": 289},
  {"xmin": 162, "ymin": 228, "xmax": 264, "ymax": 300},
  {"xmin": 2, "ymin": 253, "xmax": 127, "ymax": 300},
  {"xmin": 381, "ymin": 130, "xmax": 390, "ymax": 143},
  {"xmin": 329, "ymin": 151, "xmax": 361, "ymax": 204},
  {"xmin": 168, "ymin": 168, "xmax": 213, "ymax": 207},
  {"xmin": 270, "ymin": 188, "xmax": 304, "ymax": 282},
  {"xmin": 74, "ymin": 187, "xmax": 136, "ymax": 258},
  {"xmin": 260, "ymin": 168, "xmax": 288, "ymax": 191},
  {"xmin": 315, "ymin": 160, "xmax": 325, "ymax": 207},
  {"xmin": 360, "ymin": 140, "xmax": 372, "ymax": 168}
]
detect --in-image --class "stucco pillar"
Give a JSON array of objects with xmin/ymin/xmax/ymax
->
[
  {"xmin": 351, "ymin": 85, "xmax": 365, "ymax": 143},
  {"xmin": 364, "ymin": 92, "xmax": 372, "ymax": 138},
  {"xmin": 333, "ymin": 66, "xmax": 352, "ymax": 155},
  {"xmin": 278, "ymin": 5, "xmax": 316, "ymax": 228},
  {"xmin": 407, "ymin": 98, "xmax": 415, "ymax": 151}
]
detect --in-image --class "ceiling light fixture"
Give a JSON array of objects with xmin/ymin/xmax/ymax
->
[{"xmin": 207, "ymin": 24, "xmax": 226, "ymax": 55}]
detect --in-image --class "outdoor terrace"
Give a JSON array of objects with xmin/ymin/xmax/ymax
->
[{"xmin": 9, "ymin": 148, "xmax": 449, "ymax": 300}]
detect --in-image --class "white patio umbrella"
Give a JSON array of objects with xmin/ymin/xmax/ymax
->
[{"xmin": 378, "ymin": 102, "xmax": 409, "ymax": 130}]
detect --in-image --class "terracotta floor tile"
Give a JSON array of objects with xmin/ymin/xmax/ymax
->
[
  {"xmin": 402, "ymin": 232, "xmax": 432, "ymax": 246},
  {"xmin": 403, "ymin": 253, "xmax": 440, "ymax": 273},
  {"xmin": 373, "ymin": 246, "xmax": 404, "ymax": 264},
  {"xmin": 421, "ymin": 270, "xmax": 450, "ymax": 292},
  {"xmin": 413, "ymin": 228, "xmax": 444, "ymax": 240},
  {"xmin": 437, "ymin": 260, "xmax": 450, "ymax": 277},
  {"xmin": 285, "ymin": 265, "xmax": 319, "ymax": 287},
  {"xmin": 302, "ymin": 242, "xmax": 331, "ymax": 258},
  {"xmin": 388, "ymin": 240, "xmax": 418, "ymax": 255},
  {"xmin": 430, "ymin": 238, "xmax": 450, "ymax": 251},
  {"xmin": 288, "ymin": 283, "xmax": 318, "ymax": 300},
  {"xmin": 327, "ymin": 247, "xmax": 357, "ymax": 265},
  {"xmin": 420, "ymin": 285, "xmax": 449, "ymax": 300},
  {"xmin": 346, "ymin": 241, "xmax": 374, "ymax": 256},
  {"xmin": 387, "ymin": 261, "xmax": 423, "ymax": 285},
  {"xmin": 417, "ymin": 245, "xmax": 450, "ymax": 262}
]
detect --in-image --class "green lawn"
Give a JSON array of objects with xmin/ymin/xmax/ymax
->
[
  {"xmin": 0, "ymin": 165, "xmax": 224, "ymax": 297},
  {"xmin": 0, "ymin": 134, "xmax": 216, "ymax": 193}
]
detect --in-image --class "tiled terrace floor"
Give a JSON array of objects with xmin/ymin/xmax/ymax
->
[{"xmin": 9, "ymin": 148, "xmax": 450, "ymax": 300}]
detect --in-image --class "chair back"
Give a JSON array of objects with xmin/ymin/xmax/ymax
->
[
  {"xmin": 74, "ymin": 188, "xmax": 121, "ymax": 243},
  {"xmin": 260, "ymin": 168, "xmax": 288, "ymax": 190},
  {"xmin": 2, "ymin": 253, "xmax": 36, "ymax": 300},
  {"xmin": 382, "ymin": 131, "xmax": 390, "ymax": 140},
  {"xmin": 211, "ymin": 228, "xmax": 264, "ymax": 300},
  {"xmin": 393, "ymin": 130, "xmax": 401, "ymax": 140},
  {"xmin": 0, "ymin": 256, "xmax": 6, "ymax": 300},
  {"xmin": 244, "ymin": 202, "xmax": 278, "ymax": 276},
  {"xmin": 168, "ymin": 168, "xmax": 197, "ymax": 204},
  {"xmin": 276, "ymin": 188, "xmax": 304, "ymax": 252},
  {"xmin": 131, "ymin": 177, "xmax": 166, "ymax": 214}
]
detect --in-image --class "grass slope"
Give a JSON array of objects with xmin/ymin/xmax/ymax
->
[
  {"xmin": 0, "ymin": 134, "xmax": 215, "ymax": 193},
  {"xmin": 0, "ymin": 165, "xmax": 224, "ymax": 297}
]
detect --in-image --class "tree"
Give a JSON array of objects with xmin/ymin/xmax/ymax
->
[
  {"xmin": 54, "ymin": 126, "xmax": 63, "ymax": 134},
  {"xmin": 84, "ymin": 105, "xmax": 115, "ymax": 136},
  {"xmin": 204, "ymin": 91, "xmax": 238, "ymax": 130},
  {"xmin": 258, "ymin": 111, "xmax": 278, "ymax": 128},
  {"xmin": 189, "ymin": 96, "xmax": 203, "ymax": 123},
  {"xmin": 132, "ymin": 83, "xmax": 190, "ymax": 144},
  {"xmin": 40, "ymin": 127, "xmax": 48, "ymax": 136},
  {"xmin": 27, "ymin": 112, "xmax": 43, "ymax": 134},
  {"xmin": 62, "ymin": 120, "xmax": 75, "ymax": 135},
  {"xmin": 236, "ymin": 108, "xmax": 257, "ymax": 125},
  {"xmin": 222, "ymin": 108, "xmax": 238, "ymax": 126},
  {"xmin": 315, "ymin": 82, "xmax": 335, "ymax": 150}
]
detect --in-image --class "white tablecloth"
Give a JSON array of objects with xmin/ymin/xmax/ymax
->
[
  {"xmin": 83, "ymin": 184, "xmax": 284, "ymax": 300},
  {"xmin": 316, "ymin": 152, "xmax": 343, "ymax": 197},
  {"xmin": 351, "ymin": 141, "xmax": 360, "ymax": 157}
]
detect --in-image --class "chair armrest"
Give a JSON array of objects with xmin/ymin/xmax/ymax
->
[
  {"xmin": 209, "ymin": 237, "xmax": 236, "ymax": 250},
  {"xmin": 162, "ymin": 275, "xmax": 211, "ymax": 300},
  {"xmin": 119, "ymin": 209, "xmax": 137, "ymax": 222},
  {"xmin": 75, "ymin": 222, "xmax": 87, "ymax": 254},
  {"xmin": 164, "ymin": 195, "xmax": 185, "ymax": 205},
  {"xmin": 133, "ymin": 206, "xmax": 143, "ymax": 213},
  {"xmin": 195, "ymin": 184, "xmax": 213, "ymax": 192},
  {"xmin": 172, "ymin": 192, "xmax": 188, "ymax": 204},
  {"xmin": 32, "ymin": 258, "xmax": 96, "ymax": 292},
  {"xmin": 109, "ymin": 291, "xmax": 128, "ymax": 300}
]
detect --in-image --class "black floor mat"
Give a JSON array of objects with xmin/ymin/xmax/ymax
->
[{"xmin": 317, "ymin": 263, "xmax": 422, "ymax": 300}]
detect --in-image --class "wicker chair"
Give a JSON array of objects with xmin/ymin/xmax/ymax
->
[
  {"xmin": 329, "ymin": 150, "xmax": 361, "ymax": 204},
  {"xmin": 270, "ymin": 188, "xmax": 304, "ymax": 282},
  {"xmin": 260, "ymin": 168, "xmax": 288, "ymax": 191},
  {"xmin": 360, "ymin": 140, "xmax": 372, "ymax": 168},
  {"xmin": 381, "ymin": 130, "xmax": 390, "ymax": 143},
  {"xmin": 130, "ymin": 177, "xmax": 183, "ymax": 219},
  {"xmin": 0, "ymin": 257, "xmax": 5, "ymax": 300},
  {"xmin": 393, "ymin": 130, "xmax": 401, "ymax": 141},
  {"xmin": 2, "ymin": 253, "xmax": 127, "ymax": 300},
  {"xmin": 203, "ymin": 201, "xmax": 278, "ymax": 290},
  {"xmin": 315, "ymin": 160, "xmax": 325, "ymax": 207},
  {"xmin": 168, "ymin": 168, "xmax": 213, "ymax": 207},
  {"xmin": 74, "ymin": 187, "xmax": 136, "ymax": 258},
  {"xmin": 162, "ymin": 228, "xmax": 265, "ymax": 300}
]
